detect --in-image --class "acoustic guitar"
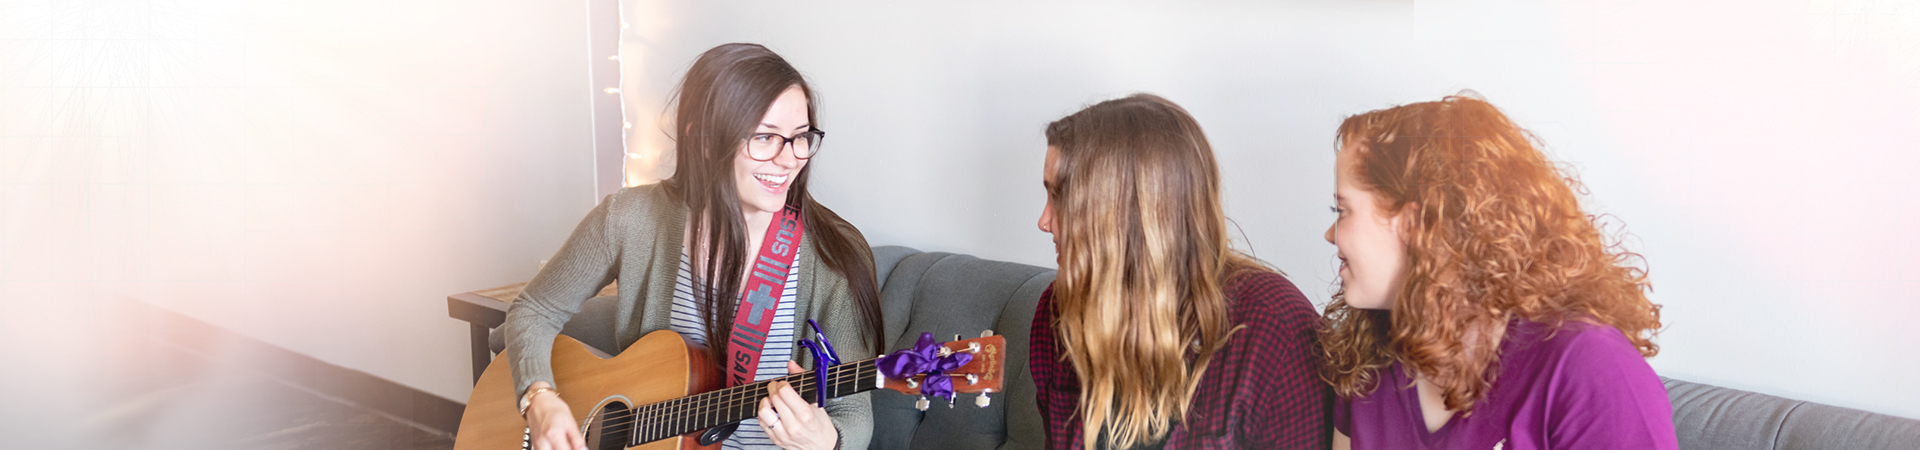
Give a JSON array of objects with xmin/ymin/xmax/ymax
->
[{"xmin": 454, "ymin": 330, "xmax": 1005, "ymax": 450}]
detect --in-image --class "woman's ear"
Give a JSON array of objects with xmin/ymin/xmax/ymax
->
[{"xmin": 1392, "ymin": 202, "xmax": 1419, "ymax": 244}]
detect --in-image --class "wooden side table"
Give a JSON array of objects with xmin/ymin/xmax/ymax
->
[{"xmin": 447, "ymin": 282, "xmax": 617, "ymax": 383}]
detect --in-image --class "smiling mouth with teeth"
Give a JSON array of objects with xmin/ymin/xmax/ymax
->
[{"xmin": 752, "ymin": 173, "xmax": 789, "ymax": 189}]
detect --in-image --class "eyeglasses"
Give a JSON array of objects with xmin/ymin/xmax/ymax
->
[{"xmin": 745, "ymin": 129, "xmax": 826, "ymax": 161}]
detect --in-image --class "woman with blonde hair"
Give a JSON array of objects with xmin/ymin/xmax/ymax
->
[
  {"xmin": 1323, "ymin": 94, "xmax": 1676, "ymax": 449},
  {"xmin": 1031, "ymin": 94, "xmax": 1330, "ymax": 450}
]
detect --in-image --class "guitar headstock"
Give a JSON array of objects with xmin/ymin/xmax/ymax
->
[{"xmin": 879, "ymin": 334, "xmax": 1006, "ymax": 397}]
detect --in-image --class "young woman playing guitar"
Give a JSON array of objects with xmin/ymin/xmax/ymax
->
[
  {"xmin": 501, "ymin": 43, "xmax": 883, "ymax": 450},
  {"xmin": 1030, "ymin": 94, "xmax": 1331, "ymax": 449}
]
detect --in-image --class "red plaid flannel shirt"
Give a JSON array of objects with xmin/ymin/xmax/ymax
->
[{"xmin": 1029, "ymin": 271, "xmax": 1332, "ymax": 450}]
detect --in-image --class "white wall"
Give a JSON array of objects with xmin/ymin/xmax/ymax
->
[
  {"xmin": 0, "ymin": 0, "xmax": 599, "ymax": 402},
  {"xmin": 623, "ymin": 0, "xmax": 1920, "ymax": 420}
]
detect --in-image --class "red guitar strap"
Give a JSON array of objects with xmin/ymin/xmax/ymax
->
[{"xmin": 725, "ymin": 204, "xmax": 805, "ymax": 387}]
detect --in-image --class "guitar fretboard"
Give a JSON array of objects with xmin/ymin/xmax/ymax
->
[{"xmin": 613, "ymin": 358, "xmax": 882, "ymax": 446}]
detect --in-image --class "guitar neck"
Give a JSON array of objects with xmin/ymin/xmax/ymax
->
[{"xmin": 623, "ymin": 358, "xmax": 882, "ymax": 446}]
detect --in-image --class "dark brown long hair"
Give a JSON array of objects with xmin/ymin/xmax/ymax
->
[
  {"xmin": 659, "ymin": 43, "xmax": 882, "ymax": 366},
  {"xmin": 1318, "ymin": 94, "xmax": 1661, "ymax": 413},
  {"xmin": 1045, "ymin": 94, "xmax": 1268, "ymax": 449}
]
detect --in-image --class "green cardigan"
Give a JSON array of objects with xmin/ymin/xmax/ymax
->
[{"xmin": 502, "ymin": 184, "xmax": 876, "ymax": 449}]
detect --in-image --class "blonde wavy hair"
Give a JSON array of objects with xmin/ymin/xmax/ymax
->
[
  {"xmin": 1319, "ymin": 94, "xmax": 1663, "ymax": 412},
  {"xmin": 1045, "ymin": 94, "xmax": 1265, "ymax": 449}
]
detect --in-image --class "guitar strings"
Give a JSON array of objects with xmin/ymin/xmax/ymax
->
[
  {"xmin": 606, "ymin": 342, "xmax": 994, "ymax": 434},
  {"xmin": 595, "ymin": 361, "xmax": 876, "ymax": 436},
  {"xmin": 597, "ymin": 362, "xmax": 868, "ymax": 431},
  {"xmin": 586, "ymin": 338, "xmax": 995, "ymax": 444},
  {"xmin": 600, "ymin": 367, "xmax": 871, "ymax": 443}
]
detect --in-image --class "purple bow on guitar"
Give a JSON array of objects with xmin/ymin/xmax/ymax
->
[{"xmin": 876, "ymin": 332, "xmax": 975, "ymax": 405}]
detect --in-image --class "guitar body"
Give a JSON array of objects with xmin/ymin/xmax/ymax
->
[{"xmin": 456, "ymin": 330, "xmax": 724, "ymax": 450}]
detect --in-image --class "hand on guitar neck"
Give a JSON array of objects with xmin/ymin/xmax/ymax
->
[
  {"xmin": 756, "ymin": 361, "xmax": 838, "ymax": 450},
  {"xmin": 524, "ymin": 381, "xmax": 586, "ymax": 450}
]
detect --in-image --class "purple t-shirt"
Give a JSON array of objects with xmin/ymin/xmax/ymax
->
[{"xmin": 1334, "ymin": 320, "xmax": 1678, "ymax": 450}]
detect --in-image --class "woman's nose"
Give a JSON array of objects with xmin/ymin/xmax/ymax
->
[{"xmin": 772, "ymin": 144, "xmax": 802, "ymax": 168}]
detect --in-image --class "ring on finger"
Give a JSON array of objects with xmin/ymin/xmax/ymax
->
[{"xmin": 764, "ymin": 415, "xmax": 782, "ymax": 429}]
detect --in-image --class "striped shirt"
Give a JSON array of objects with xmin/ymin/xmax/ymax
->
[{"xmin": 669, "ymin": 251, "xmax": 799, "ymax": 450}]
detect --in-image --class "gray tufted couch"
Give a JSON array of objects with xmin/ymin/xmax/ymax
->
[
  {"xmin": 479, "ymin": 245, "xmax": 1920, "ymax": 450},
  {"xmin": 862, "ymin": 246, "xmax": 1920, "ymax": 450},
  {"xmin": 1663, "ymin": 378, "xmax": 1920, "ymax": 449},
  {"xmin": 866, "ymin": 246, "xmax": 1053, "ymax": 450}
]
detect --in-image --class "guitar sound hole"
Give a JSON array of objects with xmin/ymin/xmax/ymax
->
[{"xmin": 586, "ymin": 401, "xmax": 631, "ymax": 450}]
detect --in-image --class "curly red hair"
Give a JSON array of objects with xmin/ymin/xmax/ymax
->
[{"xmin": 1319, "ymin": 94, "xmax": 1663, "ymax": 412}]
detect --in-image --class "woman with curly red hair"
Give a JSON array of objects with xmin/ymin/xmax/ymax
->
[{"xmin": 1322, "ymin": 95, "xmax": 1677, "ymax": 450}]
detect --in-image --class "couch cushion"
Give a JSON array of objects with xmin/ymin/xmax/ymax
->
[
  {"xmin": 1776, "ymin": 401, "xmax": 1920, "ymax": 450},
  {"xmin": 1665, "ymin": 377, "xmax": 1920, "ymax": 450},
  {"xmin": 870, "ymin": 247, "xmax": 1054, "ymax": 450},
  {"xmin": 1664, "ymin": 377, "xmax": 1796, "ymax": 450},
  {"xmin": 872, "ymin": 245, "xmax": 922, "ymax": 289}
]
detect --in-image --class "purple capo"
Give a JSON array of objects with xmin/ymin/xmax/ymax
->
[{"xmin": 797, "ymin": 319, "xmax": 841, "ymax": 407}]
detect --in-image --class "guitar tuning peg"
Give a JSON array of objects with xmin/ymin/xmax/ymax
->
[
  {"xmin": 967, "ymin": 373, "xmax": 979, "ymax": 385},
  {"xmin": 981, "ymin": 330, "xmax": 995, "ymax": 337},
  {"xmin": 915, "ymin": 396, "xmax": 930, "ymax": 411},
  {"xmin": 907, "ymin": 378, "xmax": 919, "ymax": 389},
  {"xmin": 976, "ymin": 389, "xmax": 994, "ymax": 408},
  {"xmin": 948, "ymin": 396, "xmax": 957, "ymax": 409},
  {"xmin": 954, "ymin": 334, "xmax": 963, "ymax": 342}
]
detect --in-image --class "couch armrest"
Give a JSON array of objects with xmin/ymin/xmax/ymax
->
[{"xmin": 872, "ymin": 245, "xmax": 923, "ymax": 291}]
